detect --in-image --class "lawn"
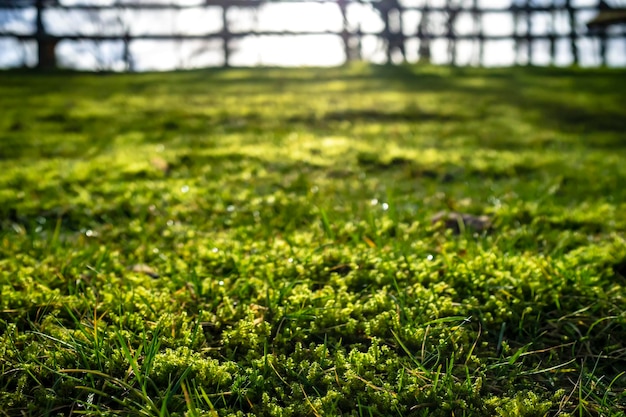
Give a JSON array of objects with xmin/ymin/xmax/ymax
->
[{"xmin": 0, "ymin": 64, "xmax": 625, "ymax": 416}]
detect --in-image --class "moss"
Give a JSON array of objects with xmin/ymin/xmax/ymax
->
[{"xmin": 1, "ymin": 65, "xmax": 625, "ymax": 416}]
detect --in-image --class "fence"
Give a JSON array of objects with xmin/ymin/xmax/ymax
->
[{"xmin": 0, "ymin": 0, "xmax": 625, "ymax": 69}]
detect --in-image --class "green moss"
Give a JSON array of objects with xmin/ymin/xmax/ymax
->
[{"xmin": 1, "ymin": 65, "xmax": 625, "ymax": 416}]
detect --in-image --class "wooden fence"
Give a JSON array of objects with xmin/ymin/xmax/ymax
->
[{"xmin": 0, "ymin": 0, "xmax": 624, "ymax": 69}]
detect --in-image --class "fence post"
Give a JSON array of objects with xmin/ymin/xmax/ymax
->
[
  {"xmin": 338, "ymin": 0, "xmax": 351, "ymax": 63},
  {"xmin": 356, "ymin": 24, "xmax": 363, "ymax": 61},
  {"xmin": 445, "ymin": 0, "xmax": 459, "ymax": 65},
  {"xmin": 222, "ymin": 4, "xmax": 230, "ymax": 67},
  {"xmin": 512, "ymin": 3, "xmax": 521, "ymax": 64},
  {"xmin": 525, "ymin": 0, "xmax": 532, "ymax": 65},
  {"xmin": 36, "ymin": 0, "xmax": 57, "ymax": 69},
  {"xmin": 417, "ymin": 0, "xmax": 431, "ymax": 62},
  {"xmin": 123, "ymin": 31, "xmax": 135, "ymax": 72},
  {"xmin": 550, "ymin": 0, "xmax": 556, "ymax": 64},
  {"xmin": 599, "ymin": 27, "xmax": 607, "ymax": 65},
  {"xmin": 596, "ymin": 0, "xmax": 610, "ymax": 66},
  {"xmin": 472, "ymin": 0, "xmax": 483, "ymax": 66},
  {"xmin": 565, "ymin": 0, "xmax": 579, "ymax": 64},
  {"xmin": 380, "ymin": 5, "xmax": 392, "ymax": 63}
]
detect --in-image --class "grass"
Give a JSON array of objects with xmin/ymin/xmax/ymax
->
[{"xmin": 0, "ymin": 63, "xmax": 625, "ymax": 416}]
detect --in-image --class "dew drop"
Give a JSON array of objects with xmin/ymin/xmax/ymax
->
[
  {"xmin": 427, "ymin": 254, "xmax": 434, "ymax": 261},
  {"xmin": 85, "ymin": 230, "xmax": 95, "ymax": 237},
  {"xmin": 370, "ymin": 198, "xmax": 378, "ymax": 206},
  {"xmin": 226, "ymin": 205, "xmax": 235, "ymax": 212},
  {"xmin": 381, "ymin": 203, "xmax": 389, "ymax": 211},
  {"xmin": 181, "ymin": 185, "xmax": 190, "ymax": 193},
  {"xmin": 212, "ymin": 247, "xmax": 219, "ymax": 253},
  {"xmin": 288, "ymin": 257, "xmax": 294, "ymax": 263},
  {"xmin": 166, "ymin": 219, "xmax": 174, "ymax": 226},
  {"xmin": 218, "ymin": 280, "xmax": 224, "ymax": 286}
]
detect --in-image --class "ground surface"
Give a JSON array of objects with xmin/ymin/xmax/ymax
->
[{"xmin": 0, "ymin": 65, "xmax": 625, "ymax": 416}]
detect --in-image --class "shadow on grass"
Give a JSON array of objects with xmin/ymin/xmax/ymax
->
[
  {"xmin": 1, "ymin": 64, "xmax": 625, "ymax": 160},
  {"xmin": 371, "ymin": 65, "xmax": 626, "ymax": 147},
  {"xmin": 287, "ymin": 108, "xmax": 464, "ymax": 124}
]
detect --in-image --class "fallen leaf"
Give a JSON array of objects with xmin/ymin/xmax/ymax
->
[
  {"xmin": 150, "ymin": 157, "xmax": 169, "ymax": 174},
  {"xmin": 362, "ymin": 235, "xmax": 377, "ymax": 248},
  {"xmin": 129, "ymin": 264, "xmax": 160, "ymax": 278},
  {"xmin": 431, "ymin": 211, "xmax": 491, "ymax": 234}
]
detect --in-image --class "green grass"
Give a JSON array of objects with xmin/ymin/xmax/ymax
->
[{"xmin": 1, "ymin": 64, "xmax": 625, "ymax": 416}]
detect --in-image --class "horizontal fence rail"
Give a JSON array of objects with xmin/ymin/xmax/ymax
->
[{"xmin": 0, "ymin": 0, "xmax": 625, "ymax": 69}]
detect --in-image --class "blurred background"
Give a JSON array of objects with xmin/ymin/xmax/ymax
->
[{"xmin": 0, "ymin": 0, "xmax": 625, "ymax": 71}]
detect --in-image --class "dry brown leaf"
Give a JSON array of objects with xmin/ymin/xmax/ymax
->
[
  {"xmin": 150, "ymin": 157, "xmax": 169, "ymax": 174},
  {"xmin": 431, "ymin": 211, "xmax": 491, "ymax": 234},
  {"xmin": 129, "ymin": 264, "xmax": 160, "ymax": 278}
]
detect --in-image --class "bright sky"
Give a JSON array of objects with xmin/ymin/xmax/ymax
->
[{"xmin": 0, "ymin": 0, "xmax": 624, "ymax": 69}]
